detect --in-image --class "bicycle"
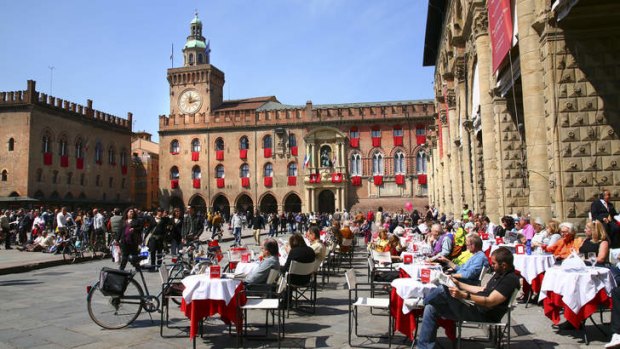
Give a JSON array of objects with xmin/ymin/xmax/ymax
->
[
  {"xmin": 86, "ymin": 252, "xmax": 194, "ymax": 329},
  {"xmin": 61, "ymin": 226, "xmax": 86, "ymax": 263}
]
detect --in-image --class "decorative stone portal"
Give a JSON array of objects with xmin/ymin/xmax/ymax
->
[{"xmin": 317, "ymin": 189, "xmax": 335, "ymax": 214}]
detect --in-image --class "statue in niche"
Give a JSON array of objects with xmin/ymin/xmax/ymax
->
[{"xmin": 320, "ymin": 146, "xmax": 332, "ymax": 167}]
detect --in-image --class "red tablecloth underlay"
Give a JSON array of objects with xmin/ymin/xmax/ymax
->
[
  {"xmin": 390, "ymin": 288, "xmax": 456, "ymax": 341},
  {"xmin": 516, "ymin": 270, "xmax": 545, "ymax": 295},
  {"xmin": 543, "ymin": 289, "xmax": 611, "ymax": 329},
  {"xmin": 180, "ymin": 282, "xmax": 247, "ymax": 338}
]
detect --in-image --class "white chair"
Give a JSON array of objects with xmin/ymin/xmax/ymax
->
[
  {"xmin": 286, "ymin": 261, "xmax": 317, "ymax": 317},
  {"xmin": 239, "ymin": 277, "xmax": 287, "ymax": 348},
  {"xmin": 345, "ymin": 268, "xmax": 392, "ymax": 348},
  {"xmin": 456, "ymin": 288, "xmax": 520, "ymax": 349}
]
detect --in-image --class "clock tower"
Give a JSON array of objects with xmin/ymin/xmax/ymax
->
[{"xmin": 167, "ymin": 12, "xmax": 224, "ymax": 116}]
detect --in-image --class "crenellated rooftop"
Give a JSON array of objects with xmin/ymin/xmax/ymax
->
[
  {"xmin": 159, "ymin": 98, "xmax": 435, "ymax": 131},
  {"xmin": 0, "ymin": 80, "xmax": 132, "ymax": 130}
]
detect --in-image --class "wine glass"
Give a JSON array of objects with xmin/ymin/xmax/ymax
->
[{"xmin": 588, "ymin": 252, "xmax": 597, "ymax": 268}]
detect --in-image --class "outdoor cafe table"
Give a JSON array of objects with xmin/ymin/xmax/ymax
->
[
  {"xmin": 389, "ymin": 275, "xmax": 456, "ymax": 341},
  {"xmin": 539, "ymin": 265, "xmax": 616, "ymax": 329},
  {"xmin": 513, "ymin": 253, "xmax": 555, "ymax": 295},
  {"xmin": 180, "ymin": 272, "xmax": 247, "ymax": 339}
]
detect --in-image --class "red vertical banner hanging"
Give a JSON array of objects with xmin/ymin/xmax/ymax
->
[
  {"xmin": 264, "ymin": 148, "xmax": 272, "ymax": 158},
  {"xmin": 216, "ymin": 178, "xmax": 225, "ymax": 188},
  {"xmin": 264, "ymin": 177, "xmax": 273, "ymax": 187},
  {"xmin": 373, "ymin": 175, "xmax": 383, "ymax": 186},
  {"xmin": 76, "ymin": 158, "xmax": 84, "ymax": 170},
  {"xmin": 239, "ymin": 149, "xmax": 248, "ymax": 159},
  {"xmin": 290, "ymin": 146, "xmax": 298, "ymax": 156},
  {"xmin": 43, "ymin": 152, "xmax": 52, "ymax": 165},
  {"xmin": 487, "ymin": 0, "xmax": 513, "ymax": 73},
  {"xmin": 393, "ymin": 136, "xmax": 403, "ymax": 146},
  {"xmin": 170, "ymin": 179, "xmax": 179, "ymax": 189},
  {"xmin": 215, "ymin": 150, "xmax": 224, "ymax": 161},
  {"xmin": 121, "ymin": 165, "xmax": 127, "ymax": 175},
  {"xmin": 191, "ymin": 151, "xmax": 200, "ymax": 161},
  {"xmin": 349, "ymin": 138, "xmax": 359, "ymax": 148},
  {"xmin": 395, "ymin": 174, "xmax": 405, "ymax": 185},
  {"xmin": 241, "ymin": 177, "xmax": 250, "ymax": 188},
  {"xmin": 287, "ymin": 176, "xmax": 296, "ymax": 186},
  {"xmin": 193, "ymin": 178, "xmax": 201, "ymax": 188},
  {"xmin": 351, "ymin": 176, "xmax": 362, "ymax": 186},
  {"xmin": 371, "ymin": 137, "xmax": 381, "ymax": 147},
  {"xmin": 60, "ymin": 155, "xmax": 69, "ymax": 168},
  {"xmin": 417, "ymin": 174, "xmax": 427, "ymax": 185}
]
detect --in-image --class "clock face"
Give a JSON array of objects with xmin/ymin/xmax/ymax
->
[{"xmin": 179, "ymin": 89, "xmax": 202, "ymax": 114}]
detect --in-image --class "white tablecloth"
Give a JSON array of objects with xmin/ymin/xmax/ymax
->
[
  {"xmin": 397, "ymin": 263, "xmax": 442, "ymax": 280},
  {"xmin": 539, "ymin": 266, "xmax": 616, "ymax": 314},
  {"xmin": 182, "ymin": 273, "xmax": 242, "ymax": 305},
  {"xmin": 513, "ymin": 254, "xmax": 555, "ymax": 285},
  {"xmin": 391, "ymin": 278, "xmax": 438, "ymax": 314}
]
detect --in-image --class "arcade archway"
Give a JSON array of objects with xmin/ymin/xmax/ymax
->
[
  {"xmin": 259, "ymin": 194, "xmax": 278, "ymax": 214},
  {"xmin": 235, "ymin": 194, "xmax": 254, "ymax": 215},
  {"xmin": 317, "ymin": 190, "xmax": 335, "ymax": 214},
  {"xmin": 212, "ymin": 194, "xmax": 231, "ymax": 219},
  {"xmin": 169, "ymin": 196, "xmax": 184, "ymax": 212},
  {"xmin": 283, "ymin": 193, "xmax": 302, "ymax": 213},
  {"xmin": 189, "ymin": 195, "xmax": 207, "ymax": 214}
]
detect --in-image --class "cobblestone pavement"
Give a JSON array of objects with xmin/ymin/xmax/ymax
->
[{"xmin": 0, "ymin": 231, "xmax": 614, "ymax": 348}]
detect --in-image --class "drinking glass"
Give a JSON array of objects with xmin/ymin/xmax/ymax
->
[{"xmin": 588, "ymin": 252, "xmax": 597, "ymax": 268}]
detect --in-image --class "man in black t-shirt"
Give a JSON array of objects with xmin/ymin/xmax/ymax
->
[{"xmin": 417, "ymin": 247, "xmax": 520, "ymax": 349}]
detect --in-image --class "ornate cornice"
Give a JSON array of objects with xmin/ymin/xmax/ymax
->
[
  {"xmin": 446, "ymin": 89, "xmax": 457, "ymax": 109},
  {"xmin": 455, "ymin": 56, "xmax": 466, "ymax": 82},
  {"xmin": 472, "ymin": 10, "xmax": 488, "ymax": 39}
]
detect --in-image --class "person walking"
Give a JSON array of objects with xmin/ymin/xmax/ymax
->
[
  {"xmin": 250, "ymin": 210, "xmax": 265, "ymax": 245},
  {"xmin": 230, "ymin": 210, "xmax": 243, "ymax": 246},
  {"xmin": 1, "ymin": 210, "xmax": 12, "ymax": 249},
  {"xmin": 116, "ymin": 208, "xmax": 142, "ymax": 271}
]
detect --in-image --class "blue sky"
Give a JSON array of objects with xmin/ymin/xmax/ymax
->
[{"xmin": 0, "ymin": 0, "xmax": 435, "ymax": 142}]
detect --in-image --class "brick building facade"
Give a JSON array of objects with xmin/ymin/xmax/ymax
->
[
  {"xmin": 0, "ymin": 80, "xmax": 133, "ymax": 209},
  {"xmin": 131, "ymin": 132, "xmax": 159, "ymax": 210},
  {"xmin": 159, "ymin": 14, "xmax": 435, "ymax": 217},
  {"xmin": 423, "ymin": 0, "xmax": 620, "ymax": 226}
]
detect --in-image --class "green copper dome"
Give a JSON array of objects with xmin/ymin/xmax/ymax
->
[{"xmin": 184, "ymin": 39, "xmax": 206, "ymax": 49}]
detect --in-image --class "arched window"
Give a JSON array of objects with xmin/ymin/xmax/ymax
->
[
  {"xmin": 372, "ymin": 152, "xmax": 384, "ymax": 175},
  {"xmin": 170, "ymin": 140, "xmax": 180, "ymax": 154},
  {"xmin": 120, "ymin": 150, "xmax": 127, "ymax": 167},
  {"xmin": 94, "ymin": 142, "xmax": 103, "ymax": 164},
  {"xmin": 350, "ymin": 153, "xmax": 362, "ymax": 176},
  {"xmin": 170, "ymin": 166, "xmax": 180, "ymax": 179},
  {"xmin": 350, "ymin": 127, "xmax": 359, "ymax": 139},
  {"xmin": 215, "ymin": 138, "xmax": 224, "ymax": 151},
  {"xmin": 53, "ymin": 171, "xmax": 59, "ymax": 184},
  {"xmin": 416, "ymin": 151, "xmax": 427, "ymax": 174},
  {"xmin": 394, "ymin": 151, "xmax": 405, "ymax": 174},
  {"xmin": 1, "ymin": 170, "xmax": 7, "ymax": 181},
  {"xmin": 191, "ymin": 138, "xmax": 201, "ymax": 152},
  {"xmin": 95, "ymin": 175, "xmax": 100, "ymax": 187},
  {"xmin": 198, "ymin": 53, "xmax": 203, "ymax": 64},
  {"xmin": 240, "ymin": 164, "xmax": 250, "ymax": 178},
  {"xmin": 108, "ymin": 146, "xmax": 116, "ymax": 165},
  {"xmin": 371, "ymin": 126, "xmax": 381, "ymax": 138},
  {"xmin": 192, "ymin": 165, "xmax": 201, "ymax": 179},
  {"xmin": 263, "ymin": 135, "xmax": 272, "ymax": 149},
  {"xmin": 287, "ymin": 162, "xmax": 297, "ymax": 176},
  {"xmin": 36, "ymin": 169, "xmax": 43, "ymax": 183},
  {"xmin": 189, "ymin": 53, "xmax": 194, "ymax": 65},
  {"xmin": 66, "ymin": 172, "xmax": 72, "ymax": 185},
  {"xmin": 75, "ymin": 139, "xmax": 83, "ymax": 159},
  {"xmin": 215, "ymin": 165, "xmax": 224, "ymax": 178},
  {"xmin": 264, "ymin": 163, "xmax": 273, "ymax": 177},
  {"xmin": 239, "ymin": 136, "xmax": 249, "ymax": 150},
  {"xmin": 42, "ymin": 134, "xmax": 51, "ymax": 153},
  {"xmin": 59, "ymin": 137, "xmax": 68, "ymax": 156},
  {"xmin": 80, "ymin": 173, "xmax": 85, "ymax": 186},
  {"xmin": 288, "ymin": 134, "xmax": 297, "ymax": 147},
  {"xmin": 8, "ymin": 138, "xmax": 14, "ymax": 151}
]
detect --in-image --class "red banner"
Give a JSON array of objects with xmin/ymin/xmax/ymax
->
[
  {"xmin": 192, "ymin": 179, "xmax": 201, "ymax": 189},
  {"xmin": 416, "ymin": 135, "xmax": 426, "ymax": 145},
  {"xmin": 264, "ymin": 177, "xmax": 273, "ymax": 187},
  {"xmin": 372, "ymin": 137, "xmax": 381, "ymax": 147},
  {"xmin": 290, "ymin": 146, "xmax": 298, "ymax": 156},
  {"xmin": 191, "ymin": 151, "xmax": 200, "ymax": 161},
  {"xmin": 215, "ymin": 150, "xmax": 224, "ymax": 161},
  {"xmin": 287, "ymin": 176, "xmax": 296, "ymax": 186},
  {"xmin": 351, "ymin": 176, "xmax": 362, "ymax": 186},
  {"xmin": 331, "ymin": 173, "xmax": 343, "ymax": 183},
  {"xmin": 43, "ymin": 152, "xmax": 52, "ymax": 165},
  {"xmin": 488, "ymin": 0, "xmax": 513, "ymax": 73},
  {"xmin": 170, "ymin": 179, "xmax": 179, "ymax": 189},
  {"xmin": 239, "ymin": 149, "xmax": 247, "ymax": 159},
  {"xmin": 393, "ymin": 136, "xmax": 403, "ymax": 147},
  {"xmin": 76, "ymin": 158, "xmax": 84, "ymax": 170},
  {"xmin": 241, "ymin": 177, "xmax": 250, "ymax": 188},
  {"xmin": 395, "ymin": 174, "xmax": 405, "ymax": 185},
  {"xmin": 309, "ymin": 173, "xmax": 320, "ymax": 183},
  {"xmin": 417, "ymin": 174, "xmax": 427, "ymax": 185},
  {"xmin": 373, "ymin": 175, "xmax": 383, "ymax": 186},
  {"xmin": 264, "ymin": 148, "xmax": 272, "ymax": 158},
  {"xmin": 60, "ymin": 155, "xmax": 69, "ymax": 168},
  {"xmin": 349, "ymin": 138, "xmax": 359, "ymax": 148},
  {"xmin": 121, "ymin": 165, "xmax": 128, "ymax": 175},
  {"xmin": 216, "ymin": 178, "xmax": 225, "ymax": 188}
]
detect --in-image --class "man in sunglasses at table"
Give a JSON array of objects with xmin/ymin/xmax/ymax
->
[{"xmin": 416, "ymin": 247, "xmax": 520, "ymax": 349}]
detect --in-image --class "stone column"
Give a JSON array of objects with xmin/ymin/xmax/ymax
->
[
  {"xmin": 440, "ymin": 110, "xmax": 452, "ymax": 215},
  {"xmin": 516, "ymin": 0, "xmax": 551, "ymax": 221},
  {"xmin": 473, "ymin": 10, "xmax": 500, "ymax": 222},
  {"xmin": 456, "ymin": 62, "xmax": 474, "ymax": 208},
  {"xmin": 447, "ymin": 88, "xmax": 463, "ymax": 214}
]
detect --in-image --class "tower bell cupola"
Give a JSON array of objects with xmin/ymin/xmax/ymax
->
[{"xmin": 183, "ymin": 11, "xmax": 210, "ymax": 66}]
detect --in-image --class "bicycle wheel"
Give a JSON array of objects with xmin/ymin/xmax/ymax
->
[
  {"xmin": 87, "ymin": 279, "xmax": 144, "ymax": 329},
  {"xmin": 62, "ymin": 244, "xmax": 77, "ymax": 263}
]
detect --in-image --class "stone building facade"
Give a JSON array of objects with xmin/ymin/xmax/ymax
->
[
  {"xmin": 131, "ymin": 132, "xmax": 160, "ymax": 210},
  {"xmin": 0, "ymin": 80, "xmax": 133, "ymax": 209},
  {"xmin": 423, "ymin": 0, "xmax": 620, "ymax": 226},
  {"xmin": 159, "ymin": 14, "xmax": 435, "ymax": 217}
]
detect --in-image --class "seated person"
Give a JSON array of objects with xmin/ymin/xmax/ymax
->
[
  {"xmin": 282, "ymin": 233, "xmax": 316, "ymax": 286},
  {"xmin": 245, "ymin": 238, "xmax": 280, "ymax": 290},
  {"xmin": 368, "ymin": 229, "xmax": 389, "ymax": 253},
  {"xmin": 386, "ymin": 234, "xmax": 404, "ymax": 262},
  {"xmin": 17, "ymin": 231, "xmax": 55, "ymax": 252},
  {"xmin": 545, "ymin": 222, "xmax": 583, "ymax": 260},
  {"xmin": 339, "ymin": 221, "xmax": 354, "ymax": 253},
  {"xmin": 306, "ymin": 226, "xmax": 326, "ymax": 261},
  {"xmin": 417, "ymin": 247, "xmax": 520, "ymax": 349},
  {"xmin": 427, "ymin": 224, "xmax": 452, "ymax": 261},
  {"xmin": 437, "ymin": 233, "xmax": 489, "ymax": 285},
  {"xmin": 579, "ymin": 220, "xmax": 609, "ymax": 266}
]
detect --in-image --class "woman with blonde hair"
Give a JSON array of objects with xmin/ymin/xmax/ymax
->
[
  {"xmin": 579, "ymin": 220, "xmax": 609, "ymax": 266},
  {"xmin": 369, "ymin": 228, "xmax": 389, "ymax": 252}
]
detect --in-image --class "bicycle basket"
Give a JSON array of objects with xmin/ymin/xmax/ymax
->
[{"xmin": 99, "ymin": 267, "xmax": 132, "ymax": 296}]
